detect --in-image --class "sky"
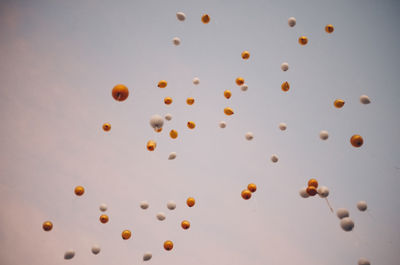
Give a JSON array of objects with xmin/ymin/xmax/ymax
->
[{"xmin": 0, "ymin": 0, "xmax": 399, "ymax": 264}]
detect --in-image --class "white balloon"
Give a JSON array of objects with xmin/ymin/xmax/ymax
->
[
  {"xmin": 357, "ymin": 201, "xmax": 368, "ymax": 212},
  {"xmin": 172, "ymin": 37, "xmax": 181, "ymax": 46},
  {"xmin": 156, "ymin": 212, "xmax": 166, "ymax": 221},
  {"xmin": 279, "ymin": 123, "xmax": 287, "ymax": 131},
  {"xmin": 240, "ymin": 84, "xmax": 248, "ymax": 91},
  {"xmin": 176, "ymin": 12, "xmax": 186, "ymax": 21},
  {"xmin": 167, "ymin": 200, "xmax": 176, "ymax": 210},
  {"xmin": 271, "ymin": 154, "xmax": 279, "ymax": 163},
  {"xmin": 360, "ymin": 95, "xmax": 371, "ymax": 104},
  {"xmin": 245, "ymin": 132, "xmax": 254, "ymax": 141},
  {"xmin": 281, "ymin": 62, "xmax": 289, "ymax": 71},
  {"xmin": 165, "ymin": 113, "xmax": 172, "ymax": 121},
  {"xmin": 64, "ymin": 250, "xmax": 75, "ymax": 260},
  {"xmin": 317, "ymin": 186, "xmax": 329, "ymax": 198},
  {"xmin": 192, "ymin": 77, "xmax": 200, "ymax": 85},
  {"xmin": 319, "ymin": 130, "xmax": 329, "ymax": 140},
  {"xmin": 143, "ymin": 252, "xmax": 152, "ymax": 261},
  {"xmin": 150, "ymin": 115, "xmax": 164, "ymax": 129},
  {"xmin": 336, "ymin": 208, "xmax": 349, "ymax": 219},
  {"xmin": 99, "ymin": 203, "xmax": 107, "ymax": 212},
  {"xmin": 168, "ymin": 152, "xmax": 177, "ymax": 160},
  {"xmin": 140, "ymin": 201, "xmax": 149, "ymax": 210},
  {"xmin": 91, "ymin": 245, "xmax": 101, "ymax": 255},
  {"xmin": 288, "ymin": 17, "xmax": 296, "ymax": 27},
  {"xmin": 358, "ymin": 258, "xmax": 371, "ymax": 265},
  {"xmin": 219, "ymin": 121, "xmax": 226, "ymax": 128},
  {"xmin": 340, "ymin": 217, "xmax": 354, "ymax": 232},
  {"xmin": 299, "ymin": 187, "xmax": 309, "ymax": 198}
]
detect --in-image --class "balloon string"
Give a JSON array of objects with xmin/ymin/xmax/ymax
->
[{"xmin": 325, "ymin": 198, "xmax": 334, "ymax": 213}]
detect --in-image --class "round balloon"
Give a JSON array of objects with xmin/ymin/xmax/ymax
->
[
  {"xmin": 164, "ymin": 97, "xmax": 173, "ymax": 105},
  {"xmin": 99, "ymin": 214, "xmax": 109, "ymax": 224},
  {"xmin": 91, "ymin": 245, "xmax": 101, "ymax": 255},
  {"xmin": 158, "ymin": 80, "xmax": 167, "ymax": 88},
  {"xmin": 288, "ymin": 17, "xmax": 296, "ymax": 27},
  {"xmin": 102, "ymin": 123, "xmax": 111, "ymax": 132},
  {"xmin": 224, "ymin": 90, "xmax": 232, "ymax": 99},
  {"xmin": 357, "ymin": 201, "xmax": 367, "ymax": 211},
  {"xmin": 143, "ymin": 252, "xmax": 152, "ymax": 261},
  {"xmin": 240, "ymin": 84, "xmax": 248, "ymax": 91},
  {"xmin": 241, "ymin": 189, "xmax": 252, "ymax": 200},
  {"xmin": 186, "ymin": 97, "xmax": 195, "ymax": 105},
  {"xmin": 236, "ymin": 77, "xmax": 245, "ymax": 86},
  {"xmin": 245, "ymin": 132, "xmax": 254, "ymax": 141},
  {"xmin": 298, "ymin": 36, "xmax": 308, "ymax": 45},
  {"xmin": 147, "ymin": 140, "xmax": 157, "ymax": 151},
  {"xmin": 281, "ymin": 81, "xmax": 290, "ymax": 92},
  {"xmin": 112, "ymin": 84, "xmax": 129, "ymax": 101},
  {"xmin": 172, "ymin": 37, "xmax": 181, "ymax": 46},
  {"xmin": 317, "ymin": 186, "xmax": 329, "ymax": 198},
  {"xmin": 170, "ymin": 129, "xmax": 178, "ymax": 139},
  {"xmin": 168, "ymin": 152, "xmax": 177, "ymax": 160},
  {"xmin": 167, "ymin": 201, "xmax": 176, "ymax": 210},
  {"xmin": 360, "ymin": 95, "xmax": 371, "ymax": 104},
  {"xmin": 181, "ymin": 220, "xmax": 190, "ymax": 230},
  {"xmin": 358, "ymin": 258, "xmax": 370, "ymax": 265},
  {"xmin": 42, "ymin": 221, "xmax": 53, "ymax": 231},
  {"xmin": 64, "ymin": 250, "xmax": 75, "ymax": 260},
  {"xmin": 165, "ymin": 113, "xmax": 172, "ymax": 121},
  {"xmin": 176, "ymin": 12, "xmax": 186, "ymax": 21},
  {"xmin": 140, "ymin": 201, "xmax": 149, "ymax": 209},
  {"xmin": 320, "ymin": 130, "xmax": 329, "ymax": 140},
  {"xmin": 281, "ymin": 62, "xmax": 289, "ymax": 71},
  {"xmin": 340, "ymin": 217, "xmax": 354, "ymax": 232},
  {"xmin": 271, "ymin": 154, "xmax": 279, "ymax": 163},
  {"xmin": 164, "ymin": 240, "xmax": 174, "ymax": 251},
  {"xmin": 156, "ymin": 212, "xmax": 166, "ymax": 221},
  {"xmin": 219, "ymin": 121, "xmax": 226, "ymax": 128},
  {"xmin": 187, "ymin": 197, "xmax": 195, "ymax": 207},
  {"xmin": 247, "ymin": 183, "xmax": 257, "ymax": 193},
  {"xmin": 150, "ymin": 114, "xmax": 164, "ymax": 130},
  {"xmin": 122, "ymin": 230, "xmax": 131, "ymax": 240},
  {"xmin": 99, "ymin": 203, "xmax": 107, "ymax": 212},
  {"xmin": 192, "ymin": 77, "xmax": 200, "ymax": 85},
  {"xmin": 350, "ymin": 135, "xmax": 364, "ymax": 148},
  {"xmin": 306, "ymin": 186, "xmax": 318, "ymax": 196},
  {"xmin": 187, "ymin": 121, "xmax": 196, "ymax": 129},
  {"xmin": 336, "ymin": 208, "xmax": 350, "ymax": 219},
  {"xmin": 224, "ymin": 107, "xmax": 234, "ymax": 115},
  {"xmin": 74, "ymin": 186, "xmax": 85, "ymax": 196},
  {"xmin": 308, "ymin": 179, "xmax": 318, "ymax": 188},
  {"xmin": 299, "ymin": 188, "xmax": 309, "ymax": 198},
  {"xmin": 279, "ymin": 123, "xmax": 287, "ymax": 131},
  {"xmin": 241, "ymin": 51, "xmax": 250, "ymax": 60},
  {"xmin": 334, "ymin": 99, "xmax": 345, "ymax": 108},
  {"xmin": 325, "ymin": 24, "xmax": 334, "ymax": 33}
]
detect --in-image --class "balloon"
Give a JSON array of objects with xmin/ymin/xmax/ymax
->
[
  {"xmin": 112, "ymin": 84, "xmax": 129, "ymax": 102},
  {"xmin": 358, "ymin": 258, "xmax": 371, "ymax": 265},
  {"xmin": 247, "ymin": 183, "xmax": 257, "ymax": 193},
  {"xmin": 150, "ymin": 114, "xmax": 164, "ymax": 130},
  {"xmin": 240, "ymin": 84, "xmax": 248, "ymax": 91},
  {"xmin": 306, "ymin": 186, "xmax": 318, "ymax": 196},
  {"xmin": 334, "ymin": 99, "xmax": 345, "ymax": 108},
  {"xmin": 122, "ymin": 230, "xmax": 131, "ymax": 240},
  {"xmin": 181, "ymin": 220, "xmax": 190, "ymax": 230},
  {"xmin": 42, "ymin": 221, "xmax": 53, "ymax": 231},
  {"xmin": 281, "ymin": 81, "xmax": 290, "ymax": 92},
  {"xmin": 170, "ymin": 129, "xmax": 178, "ymax": 139},
  {"xmin": 308, "ymin": 179, "xmax": 318, "ymax": 188},
  {"xmin": 74, "ymin": 186, "xmax": 84, "ymax": 196},
  {"xmin": 299, "ymin": 188, "xmax": 309, "ymax": 198},
  {"xmin": 140, "ymin": 201, "xmax": 149, "ymax": 209},
  {"xmin": 236, "ymin": 77, "xmax": 245, "ymax": 86},
  {"xmin": 164, "ymin": 97, "xmax": 173, "ymax": 105},
  {"xmin": 102, "ymin": 123, "xmax": 111, "ymax": 132},
  {"xmin": 325, "ymin": 24, "xmax": 334, "ymax": 33},
  {"xmin": 164, "ymin": 240, "xmax": 174, "ymax": 251},
  {"xmin": 187, "ymin": 121, "xmax": 196, "ymax": 129},
  {"xmin": 340, "ymin": 217, "xmax": 354, "ymax": 232},
  {"xmin": 100, "ymin": 214, "xmax": 109, "ymax": 224},
  {"xmin": 219, "ymin": 121, "xmax": 226, "ymax": 128},
  {"xmin": 357, "ymin": 201, "xmax": 367, "ymax": 211},
  {"xmin": 143, "ymin": 252, "xmax": 152, "ymax": 261},
  {"xmin": 279, "ymin": 123, "xmax": 287, "ymax": 131},
  {"xmin": 288, "ymin": 17, "xmax": 296, "ymax": 27},
  {"xmin": 224, "ymin": 107, "xmax": 234, "ymax": 115},
  {"xmin": 201, "ymin": 14, "xmax": 210, "ymax": 24},
  {"xmin": 281, "ymin": 62, "xmax": 289, "ymax": 71},
  {"xmin": 168, "ymin": 152, "xmax": 177, "ymax": 160},
  {"xmin": 176, "ymin": 12, "xmax": 186, "ymax": 21},
  {"xmin": 147, "ymin": 140, "xmax": 157, "ymax": 151},
  {"xmin": 91, "ymin": 245, "xmax": 101, "ymax": 255},
  {"xmin": 336, "ymin": 208, "xmax": 350, "ymax": 219},
  {"xmin": 317, "ymin": 186, "xmax": 329, "ymax": 198},
  {"xmin": 167, "ymin": 201, "xmax": 176, "ymax": 210},
  {"xmin": 241, "ymin": 51, "xmax": 250, "ymax": 60},
  {"xmin": 193, "ymin": 77, "xmax": 200, "ymax": 85},
  {"xmin": 165, "ymin": 113, "xmax": 172, "ymax": 121},
  {"xmin": 298, "ymin": 36, "xmax": 308, "ymax": 45},
  {"xmin": 350, "ymin": 135, "xmax": 364, "ymax": 147},
  {"xmin": 154, "ymin": 127, "xmax": 162, "ymax": 133},
  {"xmin": 64, "ymin": 250, "xmax": 75, "ymax": 260},
  {"xmin": 187, "ymin": 197, "xmax": 195, "ymax": 207},
  {"xmin": 360, "ymin": 95, "xmax": 370, "ymax": 104},
  {"xmin": 241, "ymin": 189, "xmax": 252, "ymax": 200},
  {"xmin": 224, "ymin": 90, "xmax": 232, "ymax": 99},
  {"xmin": 172, "ymin": 37, "xmax": 181, "ymax": 46},
  {"xmin": 156, "ymin": 212, "xmax": 166, "ymax": 221},
  {"xmin": 186, "ymin": 97, "xmax": 195, "ymax": 105},
  {"xmin": 320, "ymin": 130, "xmax": 329, "ymax": 140},
  {"xmin": 245, "ymin": 132, "xmax": 254, "ymax": 141},
  {"xmin": 158, "ymin": 80, "xmax": 167, "ymax": 88},
  {"xmin": 271, "ymin": 154, "xmax": 279, "ymax": 163},
  {"xmin": 99, "ymin": 203, "xmax": 107, "ymax": 212}
]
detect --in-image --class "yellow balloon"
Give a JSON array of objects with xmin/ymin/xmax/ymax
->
[
  {"xmin": 170, "ymin": 129, "xmax": 178, "ymax": 139},
  {"xmin": 241, "ymin": 51, "xmax": 250, "ymax": 60},
  {"xmin": 325, "ymin": 24, "xmax": 334, "ymax": 33},
  {"xmin": 186, "ymin": 97, "xmax": 195, "ymax": 105},
  {"xmin": 147, "ymin": 140, "xmax": 157, "ymax": 151},
  {"xmin": 201, "ymin": 14, "xmax": 210, "ymax": 24},
  {"xmin": 187, "ymin": 197, "xmax": 195, "ymax": 207},
  {"xmin": 187, "ymin": 121, "xmax": 196, "ymax": 129},
  {"xmin": 164, "ymin": 240, "xmax": 174, "ymax": 250},
  {"xmin": 102, "ymin": 123, "xmax": 111, "ymax": 132},
  {"xmin": 281, "ymin": 81, "xmax": 290, "ymax": 92},
  {"xmin": 122, "ymin": 230, "xmax": 131, "ymax": 240},
  {"xmin": 334, "ymin": 99, "xmax": 345, "ymax": 108},
  {"xmin": 224, "ymin": 90, "xmax": 232, "ymax": 99},
  {"xmin": 235, "ymin": 77, "xmax": 244, "ymax": 86},
  {"xmin": 42, "ymin": 221, "xmax": 53, "ymax": 231},
  {"xmin": 181, "ymin": 220, "xmax": 190, "ymax": 230},
  {"xmin": 74, "ymin": 186, "xmax": 85, "ymax": 196},
  {"xmin": 158, "ymin": 80, "xmax": 167, "ymax": 88},
  {"xmin": 224, "ymin": 107, "xmax": 234, "ymax": 116},
  {"xmin": 164, "ymin": 97, "xmax": 173, "ymax": 105},
  {"xmin": 112, "ymin": 84, "xmax": 129, "ymax": 102},
  {"xmin": 298, "ymin": 36, "xmax": 308, "ymax": 45}
]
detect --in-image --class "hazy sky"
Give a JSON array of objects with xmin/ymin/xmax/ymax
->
[{"xmin": 0, "ymin": 0, "xmax": 399, "ymax": 265}]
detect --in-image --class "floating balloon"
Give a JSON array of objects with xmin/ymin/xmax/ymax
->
[
  {"xmin": 186, "ymin": 97, "xmax": 195, "ymax": 105},
  {"xmin": 164, "ymin": 97, "xmax": 173, "ymax": 105},
  {"xmin": 308, "ymin": 179, "xmax": 318, "ymax": 188},
  {"xmin": 358, "ymin": 258, "xmax": 371, "ymax": 265},
  {"xmin": 236, "ymin": 77, "xmax": 245, "ymax": 86},
  {"xmin": 156, "ymin": 212, "xmax": 166, "ymax": 221},
  {"xmin": 336, "ymin": 208, "xmax": 350, "ymax": 219},
  {"xmin": 281, "ymin": 62, "xmax": 289, "ymax": 71},
  {"xmin": 172, "ymin": 37, "xmax": 181, "ymax": 46},
  {"xmin": 187, "ymin": 197, "xmax": 195, "ymax": 207},
  {"xmin": 320, "ymin": 130, "xmax": 329, "ymax": 140},
  {"xmin": 181, "ymin": 220, "xmax": 190, "ymax": 230},
  {"xmin": 288, "ymin": 17, "xmax": 296, "ymax": 27},
  {"xmin": 281, "ymin": 81, "xmax": 290, "ymax": 92},
  {"xmin": 102, "ymin": 123, "xmax": 111, "ymax": 132},
  {"xmin": 357, "ymin": 201, "xmax": 367, "ymax": 212},
  {"xmin": 224, "ymin": 107, "xmax": 234, "ymax": 115},
  {"xmin": 165, "ymin": 113, "xmax": 172, "ymax": 121},
  {"xmin": 42, "ymin": 221, "xmax": 53, "ymax": 231},
  {"xmin": 112, "ymin": 84, "xmax": 129, "ymax": 102},
  {"xmin": 306, "ymin": 186, "xmax": 318, "ymax": 196},
  {"xmin": 247, "ymin": 183, "xmax": 257, "ymax": 193},
  {"xmin": 193, "ymin": 77, "xmax": 200, "ymax": 85},
  {"xmin": 168, "ymin": 152, "xmax": 177, "ymax": 160},
  {"xmin": 99, "ymin": 214, "xmax": 109, "ymax": 224},
  {"xmin": 143, "ymin": 252, "xmax": 152, "ymax": 261},
  {"xmin": 240, "ymin": 84, "xmax": 248, "ymax": 91},
  {"xmin": 201, "ymin": 14, "xmax": 210, "ymax": 24},
  {"xmin": 122, "ymin": 230, "xmax": 131, "ymax": 240},
  {"xmin": 150, "ymin": 114, "xmax": 164, "ymax": 130},
  {"xmin": 64, "ymin": 250, "xmax": 75, "ymax": 260},
  {"xmin": 298, "ymin": 36, "xmax": 308, "ymax": 45},
  {"xmin": 299, "ymin": 188, "xmax": 310, "ymax": 198},
  {"xmin": 74, "ymin": 186, "xmax": 85, "ymax": 196},
  {"xmin": 317, "ymin": 186, "xmax": 329, "ymax": 198},
  {"xmin": 158, "ymin": 80, "xmax": 168, "ymax": 88},
  {"xmin": 91, "ymin": 245, "xmax": 101, "ymax": 255},
  {"xmin": 325, "ymin": 24, "xmax": 334, "ymax": 33},
  {"xmin": 224, "ymin": 90, "xmax": 232, "ymax": 99},
  {"xmin": 99, "ymin": 203, "xmax": 107, "ymax": 212},
  {"xmin": 219, "ymin": 121, "xmax": 226, "ymax": 128},
  {"xmin": 167, "ymin": 201, "xmax": 176, "ymax": 210},
  {"xmin": 334, "ymin": 99, "xmax": 345, "ymax": 108},
  {"xmin": 176, "ymin": 12, "xmax": 186, "ymax": 21},
  {"xmin": 140, "ymin": 201, "xmax": 149, "ymax": 209},
  {"xmin": 170, "ymin": 129, "xmax": 178, "ymax": 139},
  {"xmin": 360, "ymin": 95, "xmax": 370, "ymax": 104},
  {"xmin": 245, "ymin": 132, "xmax": 254, "ymax": 141},
  {"xmin": 164, "ymin": 240, "xmax": 174, "ymax": 251},
  {"xmin": 271, "ymin": 154, "xmax": 279, "ymax": 163},
  {"xmin": 340, "ymin": 217, "xmax": 354, "ymax": 232},
  {"xmin": 279, "ymin": 123, "xmax": 287, "ymax": 131},
  {"xmin": 187, "ymin": 121, "xmax": 196, "ymax": 129},
  {"xmin": 350, "ymin": 135, "xmax": 364, "ymax": 147},
  {"xmin": 241, "ymin": 51, "xmax": 250, "ymax": 60},
  {"xmin": 155, "ymin": 127, "xmax": 162, "ymax": 133},
  {"xmin": 241, "ymin": 189, "xmax": 252, "ymax": 200},
  {"xmin": 147, "ymin": 140, "xmax": 157, "ymax": 151}
]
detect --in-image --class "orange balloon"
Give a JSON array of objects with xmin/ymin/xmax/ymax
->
[
  {"xmin": 308, "ymin": 179, "xmax": 318, "ymax": 188},
  {"xmin": 241, "ymin": 51, "xmax": 250, "ymax": 60},
  {"xmin": 164, "ymin": 240, "xmax": 174, "ymax": 251},
  {"xmin": 158, "ymin": 80, "xmax": 167, "ymax": 88},
  {"xmin": 112, "ymin": 84, "xmax": 129, "ymax": 102},
  {"xmin": 181, "ymin": 220, "xmax": 190, "ymax": 230},
  {"xmin": 187, "ymin": 121, "xmax": 196, "ymax": 129},
  {"xmin": 164, "ymin": 97, "xmax": 173, "ymax": 105},
  {"xmin": 298, "ymin": 36, "xmax": 308, "ymax": 45},
  {"xmin": 201, "ymin": 14, "xmax": 210, "ymax": 24},
  {"xmin": 102, "ymin": 123, "xmax": 111, "ymax": 132},
  {"xmin": 281, "ymin": 81, "xmax": 290, "ymax": 92},
  {"xmin": 247, "ymin": 183, "xmax": 257, "ymax": 193},
  {"xmin": 306, "ymin": 186, "xmax": 318, "ymax": 196},
  {"xmin": 224, "ymin": 90, "xmax": 232, "ymax": 99},
  {"xmin": 235, "ymin": 77, "xmax": 245, "ymax": 86},
  {"xmin": 155, "ymin": 127, "xmax": 163, "ymax": 133},
  {"xmin": 186, "ymin": 97, "xmax": 195, "ymax": 105},
  {"xmin": 334, "ymin": 99, "xmax": 345, "ymax": 108},
  {"xmin": 147, "ymin": 140, "xmax": 157, "ymax": 151},
  {"xmin": 241, "ymin": 189, "xmax": 252, "ymax": 200},
  {"xmin": 99, "ymin": 214, "xmax": 109, "ymax": 224},
  {"xmin": 186, "ymin": 197, "xmax": 195, "ymax": 207},
  {"xmin": 42, "ymin": 221, "xmax": 53, "ymax": 231},
  {"xmin": 170, "ymin": 129, "xmax": 178, "ymax": 139},
  {"xmin": 350, "ymin": 135, "xmax": 363, "ymax": 148},
  {"xmin": 224, "ymin": 107, "xmax": 234, "ymax": 116},
  {"xmin": 122, "ymin": 230, "xmax": 131, "ymax": 240},
  {"xmin": 74, "ymin": 186, "xmax": 85, "ymax": 196},
  {"xmin": 325, "ymin": 24, "xmax": 334, "ymax": 33}
]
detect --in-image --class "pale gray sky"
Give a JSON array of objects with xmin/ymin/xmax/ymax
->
[{"xmin": 0, "ymin": 0, "xmax": 399, "ymax": 265}]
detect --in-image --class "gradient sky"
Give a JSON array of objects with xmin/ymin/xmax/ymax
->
[{"xmin": 1, "ymin": 0, "xmax": 400, "ymax": 265}]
